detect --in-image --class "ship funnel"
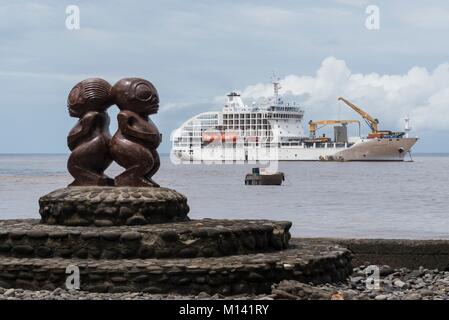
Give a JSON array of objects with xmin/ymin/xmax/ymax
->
[{"xmin": 225, "ymin": 92, "xmax": 245, "ymax": 111}]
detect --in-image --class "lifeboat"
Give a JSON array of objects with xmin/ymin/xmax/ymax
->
[{"xmin": 202, "ymin": 133, "xmax": 238, "ymax": 143}]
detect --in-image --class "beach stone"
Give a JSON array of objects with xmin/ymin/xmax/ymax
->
[
  {"xmin": 379, "ymin": 265, "xmax": 395, "ymax": 276},
  {"xmin": 9, "ymin": 231, "xmax": 26, "ymax": 240},
  {"xmin": 36, "ymin": 246, "xmax": 53, "ymax": 258},
  {"xmin": 12, "ymin": 245, "xmax": 34, "ymax": 255},
  {"xmin": 178, "ymin": 247, "xmax": 199, "ymax": 258},
  {"xmin": 94, "ymin": 220, "xmax": 114, "ymax": 227},
  {"xmin": 39, "ymin": 187, "xmax": 189, "ymax": 226},
  {"xmin": 26, "ymin": 231, "xmax": 48, "ymax": 239},
  {"xmin": 394, "ymin": 279, "xmax": 408, "ymax": 289},
  {"xmin": 196, "ymin": 291, "xmax": 210, "ymax": 299},
  {"xmin": 4, "ymin": 288, "xmax": 15, "ymax": 297},
  {"xmin": 121, "ymin": 232, "xmax": 142, "ymax": 241},
  {"xmin": 405, "ymin": 293, "xmax": 422, "ymax": 300},
  {"xmin": 350, "ymin": 276, "xmax": 363, "ymax": 284},
  {"xmin": 0, "ymin": 244, "xmax": 11, "ymax": 252},
  {"xmin": 161, "ymin": 231, "xmax": 179, "ymax": 242},
  {"xmin": 126, "ymin": 216, "xmax": 148, "ymax": 226}
]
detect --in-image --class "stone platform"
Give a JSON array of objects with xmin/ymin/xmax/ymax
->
[
  {"xmin": 0, "ymin": 217, "xmax": 353, "ymax": 295},
  {"xmin": 0, "ymin": 219, "xmax": 291, "ymax": 259},
  {"xmin": 0, "ymin": 239, "xmax": 352, "ymax": 295},
  {"xmin": 39, "ymin": 187, "xmax": 189, "ymax": 226}
]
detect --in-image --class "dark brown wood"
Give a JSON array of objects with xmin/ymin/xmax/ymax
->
[
  {"xmin": 67, "ymin": 78, "xmax": 114, "ymax": 186},
  {"xmin": 110, "ymin": 78, "xmax": 161, "ymax": 187}
]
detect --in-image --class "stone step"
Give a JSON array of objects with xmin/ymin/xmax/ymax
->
[
  {"xmin": 0, "ymin": 239, "xmax": 352, "ymax": 295},
  {"xmin": 0, "ymin": 219, "xmax": 291, "ymax": 259},
  {"xmin": 39, "ymin": 187, "xmax": 189, "ymax": 226}
]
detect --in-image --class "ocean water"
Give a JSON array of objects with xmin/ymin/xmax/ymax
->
[{"xmin": 1, "ymin": 154, "xmax": 448, "ymax": 239}]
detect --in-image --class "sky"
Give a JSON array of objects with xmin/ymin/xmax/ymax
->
[{"xmin": 0, "ymin": 0, "xmax": 449, "ymax": 153}]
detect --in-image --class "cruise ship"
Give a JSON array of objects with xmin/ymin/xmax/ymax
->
[{"xmin": 171, "ymin": 79, "xmax": 418, "ymax": 162}]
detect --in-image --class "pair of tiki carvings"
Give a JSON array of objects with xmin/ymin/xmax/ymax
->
[{"xmin": 67, "ymin": 78, "xmax": 160, "ymax": 188}]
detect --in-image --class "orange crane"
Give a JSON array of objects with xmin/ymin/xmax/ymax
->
[
  {"xmin": 308, "ymin": 120, "xmax": 360, "ymax": 139},
  {"xmin": 337, "ymin": 97, "xmax": 405, "ymax": 138},
  {"xmin": 337, "ymin": 97, "xmax": 379, "ymax": 133}
]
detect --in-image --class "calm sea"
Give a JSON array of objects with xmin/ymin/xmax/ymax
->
[{"xmin": 1, "ymin": 154, "xmax": 448, "ymax": 239}]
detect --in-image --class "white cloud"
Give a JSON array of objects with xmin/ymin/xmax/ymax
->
[{"xmin": 239, "ymin": 57, "xmax": 449, "ymax": 132}]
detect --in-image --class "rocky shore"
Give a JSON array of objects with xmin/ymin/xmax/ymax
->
[
  {"xmin": 270, "ymin": 265, "xmax": 449, "ymax": 300},
  {"xmin": 1, "ymin": 265, "xmax": 448, "ymax": 300}
]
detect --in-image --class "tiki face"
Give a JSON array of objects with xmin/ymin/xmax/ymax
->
[
  {"xmin": 112, "ymin": 78, "xmax": 159, "ymax": 115},
  {"xmin": 67, "ymin": 78, "xmax": 113, "ymax": 117}
]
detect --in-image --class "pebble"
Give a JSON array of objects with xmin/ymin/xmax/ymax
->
[
  {"xmin": 350, "ymin": 276, "xmax": 363, "ymax": 284},
  {"xmin": 4, "ymin": 289, "xmax": 15, "ymax": 297},
  {"xmin": 404, "ymin": 293, "xmax": 422, "ymax": 300},
  {"xmin": 393, "ymin": 279, "xmax": 407, "ymax": 289}
]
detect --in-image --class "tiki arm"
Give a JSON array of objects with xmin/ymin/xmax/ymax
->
[
  {"xmin": 118, "ymin": 112, "xmax": 159, "ymax": 144},
  {"xmin": 67, "ymin": 111, "xmax": 98, "ymax": 150}
]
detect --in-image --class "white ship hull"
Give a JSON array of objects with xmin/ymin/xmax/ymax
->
[{"xmin": 172, "ymin": 137, "xmax": 418, "ymax": 162}]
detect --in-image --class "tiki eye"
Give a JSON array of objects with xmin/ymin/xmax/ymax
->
[{"xmin": 135, "ymin": 83, "xmax": 152, "ymax": 101}]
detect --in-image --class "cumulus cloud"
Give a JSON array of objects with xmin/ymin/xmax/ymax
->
[{"xmin": 240, "ymin": 57, "xmax": 449, "ymax": 132}]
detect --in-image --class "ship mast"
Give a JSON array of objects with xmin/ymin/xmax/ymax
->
[{"xmin": 271, "ymin": 74, "xmax": 281, "ymax": 106}]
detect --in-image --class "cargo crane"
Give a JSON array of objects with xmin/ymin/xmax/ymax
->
[
  {"xmin": 337, "ymin": 97, "xmax": 405, "ymax": 139},
  {"xmin": 308, "ymin": 120, "xmax": 360, "ymax": 139}
]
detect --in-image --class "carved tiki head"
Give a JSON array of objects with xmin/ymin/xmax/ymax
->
[
  {"xmin": 112, "ymin": 78, "xmax": 159, "ymax": 116},
  {"xmin": 67, "ymin": 78, "xmax": 113, "ymax": 118}
]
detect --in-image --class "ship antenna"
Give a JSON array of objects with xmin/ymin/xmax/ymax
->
[{"xmin": 271, "ymin": 73, "xmax": 281, "ymax": 103}]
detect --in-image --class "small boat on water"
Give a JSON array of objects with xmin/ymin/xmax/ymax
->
[{"xmin": 245, "ymin": 168, "xmax": 285, "ymax": 185}]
